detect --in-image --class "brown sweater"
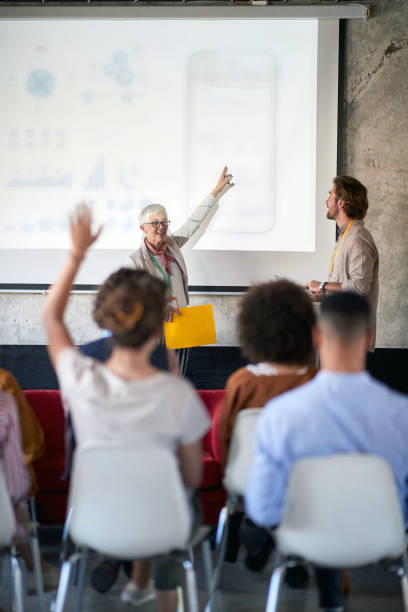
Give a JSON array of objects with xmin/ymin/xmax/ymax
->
[
  {"xmin": 0, "ymin": 368, "xmax": 45, "ymax": 494},
  {"xmin": 218, "ymin": 364, "xmax": 317, "ymax": 469}
]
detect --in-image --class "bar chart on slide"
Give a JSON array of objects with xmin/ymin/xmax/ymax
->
[{"xmin": 83, "ymin": 160, "xmax": 105, "ymax": 190}]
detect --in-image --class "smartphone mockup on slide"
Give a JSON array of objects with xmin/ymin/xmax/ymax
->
[{"xmin": 186, "ymin": 50, "xmax": 275, "ymax": 235}]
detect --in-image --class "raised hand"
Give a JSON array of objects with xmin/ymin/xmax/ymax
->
[
  {"xmin": 69, "ymin": 203, "xmax": 102, "ymax": 260},
  {"xmin": 211, "ymin": 166, "xmax": 234, "ymax": 199}
]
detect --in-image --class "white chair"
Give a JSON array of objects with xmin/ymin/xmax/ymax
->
[
  {"xmin": 265, "ymin": 453, "xmax": 408, "ymax": 612},
  {"xmin": 0, "ymin": 466, "xmax": 45, "ymax": 612},
  {"xmin": 208, "ymin": 408, "xmax": 262, "ymax": 608},
  {"xmin": 52, "ymin": 443, "xmax": 205, "ymax": 612}
]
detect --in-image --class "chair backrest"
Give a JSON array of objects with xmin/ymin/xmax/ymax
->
[
  {"xmin": 0, "ymin": 462, "xmax": 16, "ymax": 547},
  {"xmin": 223, "ymin": 408, "xmax": 262, "ymax": 496},
  {"xmin": 68, "ymin": 443, "xmax": 192, "ymax": 559},
  {"xmin": 276, "ymin": 453, "xmax": 406, "ymax": 567}
]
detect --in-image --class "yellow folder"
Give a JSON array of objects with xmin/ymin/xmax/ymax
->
[{"xmin": 164, "ymin": 304, "xmax": 217, "ymax": 350}]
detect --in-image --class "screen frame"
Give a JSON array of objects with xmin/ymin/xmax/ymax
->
[{"xmin": 0, "ymin": 8, "xmax": 341, "ymax": 293}]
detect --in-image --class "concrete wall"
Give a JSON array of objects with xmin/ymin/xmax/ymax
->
[
  {"xmin": 342, "ymin": 0, "xmax": 408, "ymax": 347},
  {"xmin": 1, "ymin": 0, "xmax": 407, "ymax": 348},
  {"xmin": 0, "ymin": 292, "xmax": 241, "ymax": 346}
]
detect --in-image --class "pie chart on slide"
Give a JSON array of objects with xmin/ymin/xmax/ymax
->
[{"xmin": 27, "ymin": 70, "xmax": 55, "ymax": 97}]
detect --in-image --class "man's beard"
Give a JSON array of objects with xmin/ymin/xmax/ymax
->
[{"xmin": 326, "ymin": 210, "xmax": 334, "ymax": 220}]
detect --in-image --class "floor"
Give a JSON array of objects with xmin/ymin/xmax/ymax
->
[{"xmin": 0, "ymin": 528, "xmax": 406, "ymax": 611}]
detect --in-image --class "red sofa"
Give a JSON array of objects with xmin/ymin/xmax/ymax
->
[{"xmin": 25, "ymin": 389, "xmax": 226, "ymax": 526}]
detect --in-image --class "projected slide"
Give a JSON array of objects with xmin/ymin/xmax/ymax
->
[
  {"xmin": 187, "ymin": 50, "xmax": 275, "ymax": 238},
  {"xmin": 0, "ymin": 19, "xmax": 317, "ymax": 252}
]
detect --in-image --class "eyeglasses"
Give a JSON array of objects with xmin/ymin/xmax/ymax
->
[{"xmin": 145, "ymin": 220, "xmax": 170, "ymax": 229}]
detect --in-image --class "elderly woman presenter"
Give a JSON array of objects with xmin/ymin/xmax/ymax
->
[
  {"xmin": 128, "ymin": 167, "xmax": 233, "ymax": 319},
  {"xmin": 128, "ymin": 166, "xmax": 233, "ymax": 374}
]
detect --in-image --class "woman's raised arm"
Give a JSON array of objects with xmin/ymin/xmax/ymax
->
[{"xmin": 43, "ymin": 204, "xmax": 101, "ymax": 369}]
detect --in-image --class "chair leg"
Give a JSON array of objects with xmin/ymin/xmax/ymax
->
[
  {"xmin": 398, "ymin": 553, "xmax": 408, "ymax": 612},
  {"xmin": 74, "ymin": 556, "xmax": 88, "ymax": 612},
  {"xmin": 10, "ymin": 551, "xmax": 25, "ymax": 612},
  {"xmin": 176, "ymin": 585, "xmax": 185, "ymax": 612},
  {"xmin": 201, "ymin": 538, "xmax": 213, "ymax": 598},
  {"xmin": 71, "ymin": 546, "xmax": 81, "ymax": 586},
  {"xmin": 30, "ymin": 530, "xmax": 45, "ymax": 612},
  {"xmin": 183, "ymin": 559, "xmax": 199, "ymax": 612},
  {"xmin": 211, "ymin": 505, "xmax": 230, "ymax": 591},
  {"xmin": 401, "ymin": 574, "xmax": 408, "ymax": 612},
  {"xmin": 53, "ymin": 552, "xmax": 86, "ymax": 612},
  {"xmin": 265, "ymin": 564, "xmax": 286, "ymax": 612},
  {"xmin": 60, "ymin": 507, "xmax": 73, "ymax": 564},
  {"xmin": 203, "ymin": 506, "xmax": 231, "ymax": 612}
]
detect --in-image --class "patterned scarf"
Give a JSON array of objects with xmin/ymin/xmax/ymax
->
[{"xmin": 144, "ymin": 238, "xmax": 176, "ymax": 276}]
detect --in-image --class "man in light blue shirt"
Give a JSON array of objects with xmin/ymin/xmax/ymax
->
[{"xmin": 245, "ymin": 292, "xmax": 408, "ymax": 612}]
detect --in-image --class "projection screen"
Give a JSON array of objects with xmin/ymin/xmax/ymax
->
[{"xmin": 0, "ymin": 10, "xmax": 339, "ymax": 289}]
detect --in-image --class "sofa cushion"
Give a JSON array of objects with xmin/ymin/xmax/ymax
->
[
  {"xmin": 33, "ymin": 458, "xmax": 69, "ymax": 492},
  {"xmin": 201, "ymin": 450, "xmax": 221, "ymax": 489},
  {"xmin": 24, "ymin": 390, "xmax": 65, "ymax": 455},
  {"xmin": 197, "ymin": 390, "xmax": 225, "ymax": 455}
]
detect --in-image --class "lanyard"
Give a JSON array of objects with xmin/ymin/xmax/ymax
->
[
  {"xmin": 329, "ymin": 220, "xmax": 356, "ymax": 273},
  {"xmin": 148, "ymin": 250, "xmax": 173, "ymax": 295}
]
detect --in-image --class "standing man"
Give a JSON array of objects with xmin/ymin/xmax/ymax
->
[
  {"xmin": 128, "ymin": 166, "xmax": 233, "ymax": 374},
  {"xmin": 245, "ymin": 292, "xmax": 408, "ymax": 612},
  {"xmin": 305, "ymin": 176, "xmax": 378, "ymax": 350}
]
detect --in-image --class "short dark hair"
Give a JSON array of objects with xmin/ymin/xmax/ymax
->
[
  {"xmin": 238, "ymin": 279, "xmax": 316, "ymax": 365},
  {"xmin": 93, "ymin": 268, "xmax": 166, "ymax": 348},
  {"xmin": 320, "ymin": 292, "xmax": 370, "ymax": 343},
  {"xmin": 333, "ymin": 176, "xmax": 368, "ymax": 220}
]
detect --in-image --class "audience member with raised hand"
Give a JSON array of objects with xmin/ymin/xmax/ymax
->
[{"xmin": 43, "ymin": 203, "xmax": 210, "ymax": 612}]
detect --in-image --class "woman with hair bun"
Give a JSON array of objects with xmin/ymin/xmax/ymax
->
[{"xmin": 43, "ymin": 204, "xmax": 210, "ymax": 612}]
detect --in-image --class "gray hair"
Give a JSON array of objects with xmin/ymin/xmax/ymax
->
[{"xmin": 139, "ymin": 204, "xmax": 168, "ymax": 226}]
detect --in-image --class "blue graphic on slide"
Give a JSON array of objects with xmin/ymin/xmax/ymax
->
[
  {"xmin": 82, "ymin": 91, "xmax": 94, "ymax": 103},
  {"xmin": 83, "ymin": 159, "xmax": 105, "ymax": 190},
  {"xmin": 39, "ymin": 218, "xmax": 54, "ymax": 231},
  {"xmin": 121, "ymin": 218, "xmax": 134, "ymax": 231},
  {"xmin": 58, "ymin": 215, "xmax": 69, "ymax": 231},
  {"xmin": 118, "ymin": 164, "xmax": 138, "ymax": 190},
  {"xmin": 7, "ymin": 173, "xmax": 72, "ymax": 188},
  {"xmin": 116, "ymin": 68, "xmax": 133, "ymax": 86},
  {"xmin": 121, "ymin": 199, "xmax": 134, "ymax": 211},
  {"xmin": 8, "ymin": 129, "xmax": 65, "ymax": 150},
  {"xmin": 27, "ymin": 70, "xmax": 55, "ymax": 97},
  {"xmin": 21, "ymin": 222, "xmax": 35, "ymax": 232},
  {"xmin": 104, "ymin": 49, "xmax": 135, "ymax": 88},
  {"xmin": 113, "ymin": 50, "xmax": 128, "ymax": 65},
  {"xmin": 104, "ymin": 65, "xmax": 115, "ymax": 77}
]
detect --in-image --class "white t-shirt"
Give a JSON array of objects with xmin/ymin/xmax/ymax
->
[{"xmin": 56, "ymin": 348, "xmax": 210, "ymax": 452}]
